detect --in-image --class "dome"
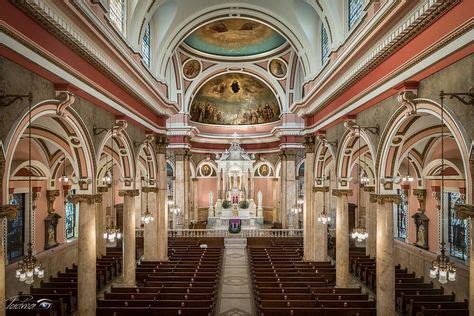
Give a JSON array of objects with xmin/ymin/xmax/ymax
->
[{"xmin": 183, "ymin": 18, "xmax": 286, "ymax": 57}]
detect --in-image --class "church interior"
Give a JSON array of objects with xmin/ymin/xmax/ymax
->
[{"xmin": 0, "ymin": 0, "xmax": 473, "ymax": 315}]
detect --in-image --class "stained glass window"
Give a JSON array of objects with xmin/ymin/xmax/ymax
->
[
  {"xmin": 109, "ymin": 0, "xmax": 125, "ymax": 32},
  {"xmin": 396, "ymin": 189, "xmax": 408, "ymax": 240},
  {"xmin": 65, "ymin": 189, "xmax": 77, "ymax": 239},
  {"xmin": 8, "ymin": 193, "xmax": 25, "ymax": 262},
  {"xmin": 141, "ymin": 22, "xmax": 151, "ymax": 67},
  {"xmin": 448, "ymin": 192, "xmax": 468, "ymax": 260},
  {"xmin": 321, "ymin": 24, "xmax": 329, "ymax": 64},
  {"xmin": 348, "ymin": 0, "xmax": 364, "ymax": 30}
]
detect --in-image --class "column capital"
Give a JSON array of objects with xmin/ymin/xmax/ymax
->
[
  {"xmin": 369, "ymin": 193, "xmax": 401, "ymax": 205},
  {"xmin": 69, "ymin": 194, "xmax": 102, "ymax": 204},
  {"xmin": 142, "ymin": 187, "xmax": 159, "ymax": 194},
  {"xmin": 97, "ymin": 186, "xmax": 109, "ymax": 193},
  {"xmin": 304, "ymin": 135, "xmax": 316, "ymax": 153},
  {"xmin": 455, "ymin": 204, "xmax": 474, "ymax": 219},
  {"xmin": 155, "ymin": 135, "xmax": 168, "ymax": 154},
  {"xmin": 0, "ymin": 204, "xmax": 18, "ymax": 220},
  {"xmin": 363, "ymin": 186, "xmax": 375, "ymax": 192},
  {"xmin": 332, "ymin": 189, "xmax": 353, "ymax": 197},
  {"xmin": 118, "ymin": 189, "xmax": 140, "ymax": 197},
  {"xmin": 272, "ymin": 177, "xmax": 279, "ymax": 182},
  {"xmin": 313, "ymin": 186, "xmax": 330, "ymax": 193},
  {"xmin": 46, "ymin": 189, "xmax": 60, "ymax": 213}
]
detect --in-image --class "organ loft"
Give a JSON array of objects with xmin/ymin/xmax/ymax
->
[{"xmin": 0, "ymin": 0, "xmax": 472, "ymax": 315}]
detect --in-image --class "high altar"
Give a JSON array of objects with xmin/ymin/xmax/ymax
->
[{"xmin": 207, "ymin": 135, "xmax": 263, "ymax": 230}]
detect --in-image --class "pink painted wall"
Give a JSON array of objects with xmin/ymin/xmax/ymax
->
[
  {"xmin": 197, "ymin": 178, "xmax": 217, "ymax": 208},
  {"xmin": 253, "ymin": 178, "xmax": 273, "ymax": 208}
]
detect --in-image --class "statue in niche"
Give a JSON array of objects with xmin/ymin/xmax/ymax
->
[
  {"xmin": 44, "ymin": 212, "xmax": 61, "ymax": 250},
  {"xmin": 412, "ymin": 212, "xmax": 429, "ymax": 250}
]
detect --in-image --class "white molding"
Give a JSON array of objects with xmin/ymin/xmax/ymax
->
[
  {"xmin": 0, "ymin": 32, "xmax": 167, "ymax": 134},
  {"xmin": 303, "ymin": 29, "xmax": 473, "ymax": 134}
]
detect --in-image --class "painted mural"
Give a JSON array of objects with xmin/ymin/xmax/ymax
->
[
  {"xmin": 184, "ymin": 19, "xmax": 286, "ymax": 57},
  {"xmin": 189, "ymin": 73, "xmax": 280, "ymax": 125}
]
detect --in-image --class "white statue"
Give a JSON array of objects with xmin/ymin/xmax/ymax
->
[
  {"xmin": 257, "ymin": 191, "xmax": 263, "ymax": 211},
  {"xmin": 209, "ymin": 191, "xmax": 214, "ymax": 210}
]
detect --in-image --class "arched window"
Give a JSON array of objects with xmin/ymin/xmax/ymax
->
[
  {"xmin": 396, "ymin": 189, "xmax": 408, "ymax": 240},
  {"xmin": 109, "ymin": 0, "xmax": 125, "ymax": 33},
  {"xmin": 65, "ymin": 189, "xmax": 78, "ymax": 240},
  {"xmin": 348, "ymin": 0, "xmax": 363, "ymax": 30},
  {"xmin": 321, "ymin": 24, "xmax": 329, "ymax": 64},
  {"xmin": 141, "ymin": 22, "xmax": 151, "ymax": 67},
  {"xmin": 447, "ymin": 192, "xmax": 468, "ymax": 260},
  {"xmin": 7, "ymin": 193, "xmax": 25, "ymax": 262}
]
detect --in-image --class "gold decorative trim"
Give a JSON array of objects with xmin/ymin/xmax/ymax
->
[
  {"xmin": 363, "ymin": 186, "xmax": 375, "ymax": 192},
  {"xmin": 455, "ymin": 204, "xmax": 474, "ymax": 219},
  {"xmin": 68, "ymin": 194, "xmax": 102, "ymax": 204},
  {"xmin": 369, "ymin": 194, "xmax": 401, "ymax": 205},
  {"xmin": 97, "ymin": 186, "xmax": 109, "ymax": 193},
  {"xmin": 118, "ymin": 189, "xmax": 140, "ymax": 197},
  {"xmin": 313, "ymin": 186, "xmax": 330, "ymax": 193},
  {"xmin": 142, "ymin": 187, "xmax": 159, "ymax": 194},
  {"xmin": 0, "ymin": 204, "xmax": 18, "ymax": 220},
  {"xmin": 332, "ymin": 189, "xmax": 353, "ymax": 197}
]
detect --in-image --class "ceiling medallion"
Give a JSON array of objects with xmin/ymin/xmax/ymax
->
[
  {"xmin": 182, "ymin": 59, "xmax": 202, "ymax": 80},
  {"xmin": 268, "ymin": 58, "xmax": 287, "ymax": 79}
]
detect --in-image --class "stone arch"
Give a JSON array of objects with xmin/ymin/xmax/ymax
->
[
  {"xmin": 376, "ymin": 98, "xmax": 471, "ymax": 203},
  {"xmin": 3, "ymin": 97, "xmax": 96, "ymax": 201}
]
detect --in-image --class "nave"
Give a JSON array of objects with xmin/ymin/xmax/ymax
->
[{"xmin": 1, "ymin": 0, "xmax": 473, "ymax": 315}]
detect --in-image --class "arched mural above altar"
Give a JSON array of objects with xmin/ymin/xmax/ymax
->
[
  {"xmin": 189, "ymin": 73, "xmax": 281, "ymax": 125},
  {"xmin": 183, "ymin": 18, "xmax": 286, "ymax": 57}
]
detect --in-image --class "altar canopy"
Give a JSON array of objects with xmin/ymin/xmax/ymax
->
[{"xmin": 207, "ymin": 134, "xmax": 263, "ymax": 230}]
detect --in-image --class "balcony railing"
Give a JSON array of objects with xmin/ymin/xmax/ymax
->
[{"xmin": 135, "ymin": 228, "xmax": 303, "ymax": 238}]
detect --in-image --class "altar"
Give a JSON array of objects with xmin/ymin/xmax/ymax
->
[{"xmin": 207, "ymin": 134, "xmax": 263, "ymax": 231}]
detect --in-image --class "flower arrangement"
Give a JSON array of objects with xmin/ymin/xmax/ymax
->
[
  {"xmin": 239, "ymin": 200, "xmax": 249, "ymax": 209},
  {"xmin": 222, "ymin": 200, "xmax": 231, "ymax": 209}
]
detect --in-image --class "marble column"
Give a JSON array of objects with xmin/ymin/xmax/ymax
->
[
  {"xmin": 279, "ymin": 152, "xmax": 287, "ymax": 226},
  {"xmin": 118, "ymin": 189, "xmax": 139, "ymax": 286},
  {"xmin": 142, "ymin": 187, "xmax": 158, "ymax": 260},
  {"xmin": 174, "ymin": 150, "xmax": 186, "ymax": 225},
  {"xmin": 303, "ymin": 137, "xmax": 315, "ymax": 261},
  {"xmin": 70, "ymin": 194, "xmax": 101, "ymax": 316},
  {"xmin": 217, "ymin": 169, "xmax": 221, "ymax": 199},
  {"xmin": 156, "ymin": 138, "xmax": 169, "ymax": 261},
  {"xmin": 332, "ymin": 189, "xmax": 353, "ymax": 287},
  {"xmin": 279, "ymin": 150, "xmax": 297, "ymax": 228},
  {"xmin": 364, "ymin": 186, "xmax": 376, "ymax": 257},
  {"xmin": 455, "ymin": 204, "xmax": 474, "ymax": 316},
  {"xmin": 96, "ymin": 186, "xmax": 108, "ymax": 258},
  {"xmin": 313, "ymin": 187, "xmax": 329, "ymax": 261},
  {"xmin": 371, "ymin": 194, "xmax": 401, "ymax": 316},
  {"xmin": 183, "ymin": 152, "xmax": 191, "ymax": 226},
  {"xmin": 272, "ymin": 178, "xmax": 279, "ymax": 224},
  {"xmin": 192, "ymin": 178, "xmax": 198, "ymax": 222},
  {"xmin": 0, "ymin": 205, "xmax": 18, "ymax": 316}
]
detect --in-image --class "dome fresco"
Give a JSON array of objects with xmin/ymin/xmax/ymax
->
[
  {"xmin": 189, "ymin": 73, "xmax": 281, "ymax": 125},
  {"xmin": 184, "ymin": 19, "xmax": 286, "ymax": 57}
]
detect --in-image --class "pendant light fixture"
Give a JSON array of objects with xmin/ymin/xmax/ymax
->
[
  {"xmin": 103, "ymin": 126, "xmax": 122, "ymax": 242},
  {"xmin": 141, "ymin": 182, "xmax": 154, "ymax": 225},
  {"xmin": 429, "ymin": 91, "xmax": 456, "ymax": 283},
  {"xmin": 16, "ymin": 96, "xmax": 44, "ymax": 284},
  {"xmin": 352, "ymin": 124, "xmax": 368, "ymax": 242},
  {"xmin": 317, "ymin": 186, "xmax": 331, "ymax": 224},
  {"xmin": 402, "ymin": 156, "xmax": 414, "ymax": 183},
  {"xmin": 58, "ymin": 154, "xmax": 69, "ymax": 183}
]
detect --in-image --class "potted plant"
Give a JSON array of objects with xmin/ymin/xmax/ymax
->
[
  {"xmin": 222, "ymin": 200, "xmax": 231, "ymax": 209},
  {"xmin": 239, "ymin": 200, "xmax": 249, "ymax": 209}
]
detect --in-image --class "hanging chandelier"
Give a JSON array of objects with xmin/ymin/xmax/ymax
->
[
  {"xmin": 429, "ymin": 90, "xmax": 456, "ymax": 283},
  {"xmin": 141, "ymin": 187, "xmax": 154, "ymax": 224},
  {"xmin": 317, "ymin": 187, "xmax": 331, "ymax": 224},
  {"xmin": 402, "ymin": 156, "xmax": 414, "ymax": 182},
  {"xmin": 103, "ymin": 125, "xmax": 121, "ymax": 242},
  {"xmin": 103, "ymin": 227, "xmax": 122, "ymax": 243},
  {"xmin": 58, "ymin": 155, "xmax": 69, "ymax": 183},
  {"xmin": 351, "ymin": 123, "xmax": 368, "ymax": 242},
  {"xmin": 360, "ymin": 173, "xmax": 370, "ymax": 185},
  {"xmin": 16, "ymin": 95, "xmax": 44, "ymax": 285}
]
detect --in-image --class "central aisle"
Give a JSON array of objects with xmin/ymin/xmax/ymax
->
[{"xmin": 217, "ymin": 243, "xmax": 254, "ymax": 315}]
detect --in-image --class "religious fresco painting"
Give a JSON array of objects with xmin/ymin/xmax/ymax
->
[
  {"xmin": 183, "ymin": 59, "xmax": 201, "ymax": 79},
  {"xmin": 184, "ymin": 18, "xmax": 286, "ymax": 57},
  {"xmin": 269, "ymin": 58, "xmax": 287, "ymax": 78},
  {"xmin": 190, "ymin": 73, "xmax": 281, "ymax": 125}
]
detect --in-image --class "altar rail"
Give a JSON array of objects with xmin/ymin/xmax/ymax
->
[{"xmin": 135, "ymin": 228, "xmax": 303, "ymax": 238}]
